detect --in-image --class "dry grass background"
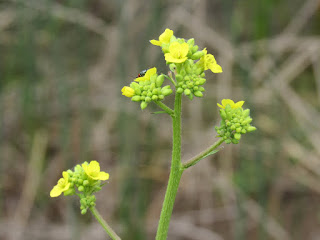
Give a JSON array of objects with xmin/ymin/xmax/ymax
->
[{"xmin": 1, "ymin": 0, "xmax": 320, "ymax": 239}]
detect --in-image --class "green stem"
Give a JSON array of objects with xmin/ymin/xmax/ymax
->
[
  {"xmin": 182, "ymin": 138, "xmax": 224, "ymax": 169},
  {"xmin": 89, "ymin": 207, "xmax": 121, "ymax": 240},
  {"xmin": 154, "ymin": 101, "xmax": 175, "ymax": 117},
  {"xmin": 156, "ymin": 93, "xmax": 183, "ymax": 240}
]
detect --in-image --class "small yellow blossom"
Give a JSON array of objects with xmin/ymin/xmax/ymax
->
[
  {"xmin": 164, "ymin": 42, "xmax": 189, "ymax": 63},
  {"xmin": 150, "ymin": 28, "xmax": 173, "ymax": 46},
  {"xmin": 50, "ymin": 171, "xmax": 71, "ymax": 197},
  {"xmin": 217, "ymin": 99, "xmax": 244, "ymax": 109},
  {"xmin": 121, "ymin": 86, "xmax": 135, "ymax": 97},
  {"xmin": 135, "ymin": 67, "xmax": 157, "ymax": 82},
  {"xmin": 82, "ymin": 160, "xmax": 109, "ymax": 181},
  {"xmin": 199, "ymin": 48, "xmax": 222, "ymax": 73}
]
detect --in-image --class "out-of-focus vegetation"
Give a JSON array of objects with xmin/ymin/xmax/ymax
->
[{"xmin": 1, "ymin": 0, "xmax": 320, "ymax": 239}]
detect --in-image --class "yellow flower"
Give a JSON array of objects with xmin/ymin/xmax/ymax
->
[
  {"xmin": 50, "ymin": 171, "xmax": 71, "ymax": 197},
  {"xmin": 82, "ymin": 160, "xmax": 109, "ymax": 181},
  {"xmin": 135, "ymin": 67, "xmax": 157, "ymax": 82},
  {"xmin": 199, "ymin": 48, "xmax": 222, "ymax": 73},
  {"xmin": 150, "ymin": 28, "xmax": 173, "ymax": 46},
  {"xmin": 217, "ymin": 99, "xmax": 244, "ymax": 109},
  {"xmin": 121, "ymin": 86, "xmax": 135, "ymax": 97},
  {"xmin": 164, "ymin": 42, "xmax": 189, "ymax": 63}
]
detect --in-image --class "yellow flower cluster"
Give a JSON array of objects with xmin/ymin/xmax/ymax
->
[{"xmin": 50, "ymin": 160, "xmax": 109, "ymax": 197}]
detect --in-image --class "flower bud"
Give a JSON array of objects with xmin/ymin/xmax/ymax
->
[
  {"xmin": 191, "ymin": 50, "xmax": 204, "ymax": 60},
  {"xmin": 161, "ymin": 88, "xmax": 173, "ymax": 96},
  {"xmin": 169, "ymin": 64, "xmax": 176, "ymax": 72},
  {"xmin": 234, "ymin": 133, "xmax": 241, "ymax": 140},
  {"xmin": 194, "ymin": 91, "xmax": 203, "ymax": 97},
  {"xmin": 184, "ymin": 89, "xmax": 191, "ymax": 95},
  {"xmin": 156, "ymin": 75, "xmax": 165, "ymax": 87},
  {"xmin": 131, "ymin": 96, "xmax": 141, "ymax": 102},
  {"xmin": 141, "ymin": 101, "xmax": 148, "ymax": 110},
  {"xmin": 78, "ymin": 186, "xmax": 84, "ymax": 192},
  {"xmin": 177, "ymin": 87, "xmax": 184, "ymax": 93},
  {"xmin": 175, "ymin": 74, "xmax": 183, "ymax": 82},
  {"xmin": 247, "ymin": 126, "xmax": 257, "ymax": 132},
  {"xmin": 220, "ymin": 109, "xmax": 227, "ymax": 120},
  {"xmin": 81, "ymin": 209, "xmax": 87, "ymax": 215}
]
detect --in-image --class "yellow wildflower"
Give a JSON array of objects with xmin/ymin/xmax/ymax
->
[
  {"xmin": 199, "ymin": 48, "xmax": 222, "ymax": 73},
  {"xmin": 150, "ymin": 28, "xmax": 173, "ymax": 46},
  {"xmin": 217, "ymin": 99, "xmax": 244, "ymax": 109},
  {"xmin": 121, "ymin": 86, "xmax": 135, "ymax": 97},
  {"xmin": 164, "ymin": 42, "xmax": 189, "ymax": 63},
  {"xmin": 50, "ymin": 171, "xmax": 71, "ymax": 197},
  {"xmin": 135, "ymin": 67, "xmax": 157, "ymax": 82},
  {"xmin": 82, "ymin": 160, "xmax": 109, "ymax": 181}
]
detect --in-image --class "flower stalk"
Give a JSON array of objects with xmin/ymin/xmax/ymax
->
[{"xmin": 90, "ymin": 207, "xmax": 121, "ymax": 240}]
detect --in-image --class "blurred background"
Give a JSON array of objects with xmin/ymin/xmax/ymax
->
[{"xmin": 1, "ymin": 0, "xmax": 320, "ymax": 239}]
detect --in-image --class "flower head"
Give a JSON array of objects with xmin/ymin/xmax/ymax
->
[
  {"xmin": 150, "ymin": 28, "xmax": 173, "ymax": 46},
  {"xmin": 50, "ymin": 171, "xmax": 71, "ymax": 197},
  {"xmin": 121, "ymin": 86, "xmax": 135, "ymax": 97},
  {"xmin": 135, "ymin": 67, "xmax": 157, "ymax": 82},
  {"xmin": 82, "ymin": 160, "xmax": 109, "ymax": 181},
  {"xmin": 164, "ymin": 42, "xmax": 189, "ymax": 63},
  {"xmin": 198, "ymin": 48, "xmax": 222, "ymax": 73},
  {"xmin": 217, "ymin": 99, "xmax": 244, "ymax": 109}
]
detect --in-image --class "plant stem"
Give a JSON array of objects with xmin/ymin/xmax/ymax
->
[
  {"xmin": 154, "ymin": 101, "xmax": 175, "ymax": 117},
  {"xmin": 156, "ymin": 93, "xmax": 183, "ymax": 240},
  {"xmin": 182, "ymin": 138, "xmax": 225, "ymax": 169},
  {"xmin": 89, "ymin": 206, "xmax": 121, "ymax": 240}
]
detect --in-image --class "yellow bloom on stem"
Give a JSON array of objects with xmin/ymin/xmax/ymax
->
[
  {"xmin": 217, "ymin": 99, "xmax": 244, "ymax": 109},
  {"xmin": 164, "ymin": 42, "xmax": 189, "ymax": 63},
  {"xmin": 82, "ymin": 160, "xmax": 109, "ymax": 181},
  {"xmin": 50, "ymin": 171, "xmax": 71, "ymax": 197},
  {"xmin": 199, "ymin": 48, "xmax": 222, "ymax": 73},
  {"xmin": 121, "ymin": 86, "xmax": 135, "ymax": 97},
  {"xmin": 135, "ymin": 67, "xmax": 157, "ymax": 82},
  {"xmin": 150, "ymin": 28, "xmax": 173, "ymax": 46}
]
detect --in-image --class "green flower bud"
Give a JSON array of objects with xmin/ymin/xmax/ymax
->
[
  {"xmin": 147, "ymin": 92, "xmax": 152, "ymax": 97},
  {"xmin": 150, "ymin": 74, "xmax": 157, "ymax": 82},
  {"xmin": 231, "ymin": 139, "xmax": 239, "ymax": 144},
  {"xmin": 141, "ymin": 101, "xmax": 148, "ymax": 110},
  {"xmin": 243, "ymin": 109, "xmax": 250, "ymax": 118},
  {"xmin": 234, "ymin": 133, "xmax": 241, "ymax": 140},
  {"xmin": 152, "ymin": 95, "xmax": 158, "ymax": 101},
  {"xmin": 247, "ymin": 126, "xmax": 257, "ymax": 132},
  {"xmin": 63, "ymin": 188, "xmax": 75, "ymax": 196},
  {"xmin": 242, "ymin": 117, "xmax": 253, "ymax": 125},
  {"xmin": 156, "ymin": 75, "xmax": 165, "ymax": 87},
  {"xmin": 78, "ymin": 186, "xmax": 84, "ymax": 192},
  {"xmin": 161, "ymin": 88, "xmax": 173, "ymax": 96},
  {"xmin": 131, "ymin": 96, "xmax": 141, "ymax": 102},
  {"xmin": 180, "ymin": 69, "xmax": 186, "ymax": 76},
  {"xmin": 194, "ymin": 91, "xmax": 203, "ymax": 97},
  {"xmin": 200, "ymin": 72, "xmax": 205, "ymax": 77},
  {"xmin": 159, "ymin": 95, "xmax": 164, "ymax": 100},
  {"xmin": 67, "ymin": 170, "xmax": 73, "ymax": 176},
  {"xmin": 225, "ymin": 139, "xmax": 232, "ymax": 144},
  {"xmin": 184, "ymin": 89, "xmax": 191, "ymax": 95},
  {"xmin": 81, "ymin": 209, "xmax": 87, "ymax": 215},
  {"xmin": 198, "ymin": 78, "xmax": 206, "ymax": 85},
  {"xmin": 220, "ymin": 109, "xmax": 227, "ymax": 120},
  {"xmin": 192, "ymin": 45, "xmax": 199, "ymax": 53},
  {"xmin": 83, "ymin": 180, "xmax": 89, "ymax": 186},
  {"xmin": 175, "ymin": 74, "xmax": 183, "ymax": 82},
  {"xmin": 187, "ymin": 38, "xmax": 195, "ymax": 46},
  {"xmin": 191, "ymin": 50, "xmax": 204, "ymax": 60},
  {"xmin": 177, "ymin": 87, "xmax": 184, "ymax": 93},
  {"xmin": 145, "ymin": 96, "xmax": 151, "ymax": 102}
]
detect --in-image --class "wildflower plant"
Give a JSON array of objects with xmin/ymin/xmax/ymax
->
[{"xmin": 51, "ymin": 28, "xmax": 256, "ymax": 240}]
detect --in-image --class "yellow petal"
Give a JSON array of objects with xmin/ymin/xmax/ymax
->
[
  {"xmin": 222, "ymin": 99, "xmax": 234, "ymax": 107},
  {"xmin": 165, "ymin": 53, "xmax": 187, "ymax": 63},
  {"xmin": 209, "ymin": 64, "xmax": 223, "ymax": 73},
  {"xmin": 150, "ymin": 39, "xmax": 161, "ymax": 46},
  {"xmin": 145, "ymin": 67, "xmax": 157, "ymax": 78},
  {"xmin": 159, "ymin": 28, "xmax": 173, "ymax": 43},
  {"xmin": 217, "ymin": 103, "xmax": 224, "ymax": 108},
  {"xmin": 89, "ymin": 160, "xmax": 100, "ymax": 172},
  {"xmin": 180, "ymin": 43, "xmax": 189, "ymax": 57},
  {"xmin": 234, "ymin": 101, "xmax": 245, "ymax": 108},
  {"xmin": 50, "ymin": 186, "xmax": 62, "ymax": 197},
  {"xmin": 62, "ymin": 171, "xmax": 69, "ymax": 181},
  {"xmin": 98, "ymin": 172, "xmax": 109, "ymax": 180}
]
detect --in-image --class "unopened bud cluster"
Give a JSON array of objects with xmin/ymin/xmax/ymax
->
[
  {"xmin": 129, "ymin": 69, "xmax": 173, "ymax": 110},
  {"xmin": 215, "ymin": 100, "xmax": 256, "ymax": 144}
]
